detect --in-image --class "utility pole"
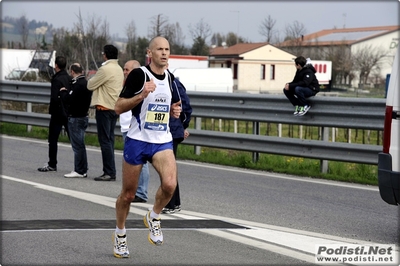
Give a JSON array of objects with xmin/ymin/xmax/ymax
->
[{"xmin": 343, "ymin": 13, "xmax": 346, "ymax": 29}]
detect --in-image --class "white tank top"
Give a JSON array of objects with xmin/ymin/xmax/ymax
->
[{"xmin": 126, "ymin": 66, "xmax": 173, "ymax": 143}]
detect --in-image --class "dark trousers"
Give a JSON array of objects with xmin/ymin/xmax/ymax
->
[
  {"xmin": 95, "ymin": 109, "xmax": 118, "ymax": 177},
  {"xmin": 48, "ymin": 113, "xmax": 69, "ymax": 168},
  {"xmin": 68, "ymin": 116, "xmax": 89, "ymax": 174},
  {"xmin": 165, "ymin": 138, "xmax": 182, "ymax": 209},
  {"xmin": 283, "ymin": 86, "xmax": 315, "ymax": 107}
]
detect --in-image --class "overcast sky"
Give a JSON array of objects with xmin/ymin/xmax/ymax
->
[{"xmin": 2, "ymin": 0, "xmax": 399, "ymax": 45}]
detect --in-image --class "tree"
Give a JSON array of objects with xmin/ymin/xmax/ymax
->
[
  {"xmin": 136, "ymin": 37, "xmax": 150, "ymax": 65},
  {"xmin": 352, "ymin": 44, "xmax": 387, "ymax": 92},
  {"xmin": 164, "ymin": 22, "xmax": 189, "ymax": 55},
  {"xmin": 190, "ymin": 36, "xmax": 209, "ymax": 56},
  {"xmin": 40, "ymin": 35, "xmax": 48, "ymax": 50},
  {"xmin": 282, "ymin": 20, "xmax": 307, "ymax": 55},
  {"xmin": 124, "ymin": 23, "xmax": 150, "ymax": 65},
  {"xmin": 52, "ymin": 27, "xmax": 82, "ymax": 63},
  {"xmin": 189, "ymin": 18, "xmax": 212, "ymax": 55},
  {"xmin": 74, "ymin": 10, "xmax": 110, "ymax": 73},
  {"xmin": 211, "ymin": 32, "xmax": 246, "ymax": 47},
  {"xmin": 125, "ymin": 20, "xmax": 137, "ymax": 59},
  {"xmin": 259, "ymin": 15, "xmax": 277, "ymax": 43},
  {"xmin": 148, "ymin": 14, "xmax": 169, "ymax": 39},
  {"xmin": 210, "ymin": 33, "xmax": 224, "ymax": 46},
  {"xmin": 17, "ymin": 15, "xmax": 29, "ymax": 49},
  {"xmin": 324, "ymin": 43, "xmax": 353, "ymax": 86},
  {"xmin": 226, "ymin": 32, "xmax": 245, "ymax": 46}
]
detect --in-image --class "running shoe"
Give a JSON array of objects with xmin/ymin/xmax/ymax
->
[
  {"xmin": 113, "ymin": 232, "xmax": 129, "ymax": 258},
  {"xmin": 161, "ymin": 208, "xmax": 175, "ymax": 214},
  {"xmin": 293, "ymin": 105, "xmax": 300, "ymax": 115},
  {"xmin": 143, "ymin": 211, "xmax": 163, "ymax": 245},
  {"xmin": 298, "ymin": 105, "xmax": 311, "ymax": 116}
]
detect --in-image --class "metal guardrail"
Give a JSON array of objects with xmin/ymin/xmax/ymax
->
[{"xmin": 0, "ymin": 80, "xmax": 385, "ymax": 165}]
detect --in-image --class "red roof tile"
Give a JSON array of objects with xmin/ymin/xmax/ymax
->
[{"xmin": 209, "ymin": 42, "xmax": 269, "ymax": 56}]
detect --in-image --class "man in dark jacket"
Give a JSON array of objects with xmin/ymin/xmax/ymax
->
[
  {"xmin": 162, "ymin": 77, "xmax": 192, "ymax": 214},
  {"xmin": 38, "ymin": 55, "xmax": 71, "ymax": 172},
  {"xmin": 60, "ymin": 63, "xmax": 92, "ymax": 178},
  {"xmin": 283, "ymin": 56, "xmax": 320, "ymax": 116}
]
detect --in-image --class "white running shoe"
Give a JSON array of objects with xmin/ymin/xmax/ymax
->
[
  {"xmin": 64, "ymin": 171, "xmax": 87, "ymax": 178},
  {"xmin": 298, "ymin": 105, "xmax": 311, "ymax": 116},
  {"xmin": 143, "ymin": 211, "xmax": 163, "ymax": 245},
  {"xmin": 113, "ymin": 232, "xmax": 129, "ymax": 258}
]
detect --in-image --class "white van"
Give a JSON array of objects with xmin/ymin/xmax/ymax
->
[
  {"xmin": 378, "ymin": 45, "xmax": 400, "ymax": 205},
  {"xmin": 5, "ymin": 68, "xmax": 40, "ymax": 82},
  {"xmin": 172, "ymin": 68, "xmax": 233, "ymax": 93}
]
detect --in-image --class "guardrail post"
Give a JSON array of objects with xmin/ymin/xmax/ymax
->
[
  {"xmin": 278, "ymin": 123, "xmax": 282, "ymax": 137},
  {"xmin": 27, "ymin": 102, "xmax": 32, "ymax": 132},
  {"xmin": 195, "ymin": 117, "xmax": 202, "ymax": 155},
  {"xmin": 320, "ymin": 126, "xmax": 329, "ymax": 173},
  {"xmin": 252, "ymin": 121, "xmax": 260, "ymax": 162}
]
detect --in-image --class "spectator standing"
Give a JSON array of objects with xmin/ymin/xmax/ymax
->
[
  {"xmin": 60, "ymin": 63, "xmax": 92, "ymax": 178},
  {"xmin": 162, "ymin": 77, "xmax": 192, "ymax": 214},
  {"xmin": 120, "ymin": 59, "xmax": 150, "ymax": 203},
  {"xmin": 87, "ymin": 44, "xmax": 124, "ymax": 181},
  {"xmin": 283, "ymin": 56, "xmax": 320, "ymax": 116},
  {"xmin": 38, "ymin": 55, "xmax": 71, "ymax": 172},
  {"xmin": 112, "ymin": 36, "xmax": 181, "ymax": 258}
]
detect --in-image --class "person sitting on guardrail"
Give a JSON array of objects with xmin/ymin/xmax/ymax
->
[{"xmin": 283, "ymin": 56, "xmax": 320, "ymax": 116}]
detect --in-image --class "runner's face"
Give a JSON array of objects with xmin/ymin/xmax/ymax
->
[{"xmin": 148, "ymin": 38, "xmax": 170, "ymax": 68}]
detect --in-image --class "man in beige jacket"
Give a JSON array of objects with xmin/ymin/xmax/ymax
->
[{"xmin": 87, "ymin": 44, "xmax": 124, "ymax": 181}]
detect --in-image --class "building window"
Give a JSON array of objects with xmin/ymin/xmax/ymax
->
[
  {"xmin": 261, "ymin": 64, "xmax": 266, "ymax": 80},
  {"xmin": 270, "ymin": 65, "xmax": 275, "ymax": 80}
]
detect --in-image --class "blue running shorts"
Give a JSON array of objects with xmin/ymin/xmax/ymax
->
[{"xmin": 123, "ymin": 137, "xmax": 173, "ymax": 165}]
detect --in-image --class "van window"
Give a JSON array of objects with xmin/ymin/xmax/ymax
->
[{"xmin": 22, "ymin": 70, "xmax": 37, "ymax": 81}]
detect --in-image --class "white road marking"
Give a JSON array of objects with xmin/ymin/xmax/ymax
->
[{"xmin": 1, "ymin": 174, "xmax": 393, "ymax": 265}]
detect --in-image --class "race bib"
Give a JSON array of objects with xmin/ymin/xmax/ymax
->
[{"xmin": 144, "ymin": 103, "xmax": 170, "ymax": 131}]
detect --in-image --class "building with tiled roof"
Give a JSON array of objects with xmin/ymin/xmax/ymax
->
[
  {"xmin": 278, "ymin": 25, "xmax": 399, "ymax": 89},
  {"xmin": 280, "ymin": 25, "xmax": 399, "ymax": 48},
  {"xmin": 209, "ymin": 42, "xmax": 296, "ymax": 93}
]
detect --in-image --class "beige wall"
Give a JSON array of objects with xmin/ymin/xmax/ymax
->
[
  {"xmin": 236, "ymin": 61, "xmax": 296, "ymax": 93},
  {"xmin": 237, "ymin": 45, "xmax": 296, "ymax": 93},
  {"xmin": 209, "ymin": 44, "xmax": 298, "ymax": 93}
]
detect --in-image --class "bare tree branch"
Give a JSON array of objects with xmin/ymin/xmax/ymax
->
[
  {"xmin": 259, "ymin": 15, "xmax": 276, "ymax": 43},
  {"xmin": 352, "ymin": 44, "xmax": 387, "ymax": 86},
  {"xmin": 148, "ymin": 14, "xmax": 169, "ymax": 39},
  {"xmin": 188, "ymin": 18, "xmax": 212, "ymax": 41}
]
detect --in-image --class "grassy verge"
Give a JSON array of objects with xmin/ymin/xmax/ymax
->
[{"xmin": 0, "ymin": 122, "xmax": 378, "ymax": 186}]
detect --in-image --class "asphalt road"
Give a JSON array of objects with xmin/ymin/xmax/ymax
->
[{"xmin": 1, "ymin": 135, "xmax": 398, "ymax": 266}]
